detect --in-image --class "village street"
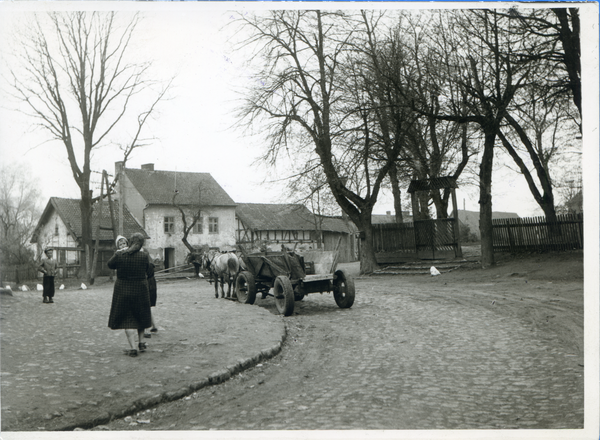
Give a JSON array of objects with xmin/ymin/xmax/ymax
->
[
  {"xmin": 0, "ymin": 249, "xmax": 586, "ymax": 437},
  {"xmin": 92, "ymin": 250, "xmax": 584, "ymax": 433}
]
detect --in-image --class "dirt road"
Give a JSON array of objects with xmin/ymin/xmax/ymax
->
[{"xmin": 97, "ymin": 250, "xmax": 584, "ymax": 431}]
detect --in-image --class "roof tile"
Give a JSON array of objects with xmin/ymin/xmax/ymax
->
[
  {"xmin": 124, "ymin": 168, "xmax": 236, "ymax": 206},
  {"xmin": 236, "ymin": 203, "xmax": 355, "ymax": 233},
  {"xmin": 38, "ymin": 197, "xmax": 148, "ymax": 241}
]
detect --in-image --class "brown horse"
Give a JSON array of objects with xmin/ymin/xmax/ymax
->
[{"xmin": 205, "ymin": 252, "xmax": 240, "ymax": 298}]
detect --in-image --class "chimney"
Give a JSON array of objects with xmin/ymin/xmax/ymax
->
[
  {"xmin": 141, "ymin": 163, "xmax": 154, "ymax": 171},
  {"xmin": 115, "ymin": 161, "xmax": 124, "ymax": 176}
]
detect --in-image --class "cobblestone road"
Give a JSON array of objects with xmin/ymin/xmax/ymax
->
[
  {"xmin": 103, "ymin": 273, "xmax": 585, "ymax": 432},
  {"xmin": 0, "ymin": 279, "xmax": 285, "ymax": 432}
]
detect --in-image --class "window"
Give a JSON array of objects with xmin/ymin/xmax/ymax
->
[
  {"xmin": 193, "ymin": 218, "xmax": 203, "ymax": 234},
  {"xmin": 209, "ymin": 217, "xmax": 219, "ymax": 234},
  {"xmin": 164, "ymin": 216, "xmax": 175, "ymax": 233},
  {"xmin": 54, "ymin": 223, "xmax": 59, "ymax": 236}
]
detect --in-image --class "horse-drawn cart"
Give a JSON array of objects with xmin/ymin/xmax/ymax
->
[{"xmin": 235, "ymin": 250, "xmax": 355, "ymax": 316}]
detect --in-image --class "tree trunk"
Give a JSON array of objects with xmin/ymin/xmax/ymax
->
[
  {"xmin": 497, "ymin": 121, "xmax": 559, "ymax": 234},
  {"xmin": 417, "ymin": 192, "xmax": 430, "ymax": 220},
  {"xmin": 79, "ymin": 188, "xmax": 93, "ymax": 282},
  {"xmin": 540, "ymin": 196, "xmax": 561, "ymax": 235},
  {"xmin": 388, "ymin": 165, "xmax": 404, "ymax": 223},
  {"xmin": 479, "ymin": 131, "xmax": 496, "ymax": 268},
  {"xmin": 358, "ymin": 224, "xmax": 379, "ymax": 274},
  {"xmin": 182, "ymin": 234, "xmax": 195, "ymax": 253},
  {"xmin": 431, "ymin": 190, "xmax": 450, "ymax": 219},
  {"xmin": 90, "ymin": 175, "xmax": 105, "ymax": 285}
]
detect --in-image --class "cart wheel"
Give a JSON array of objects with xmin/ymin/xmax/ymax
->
[
  {"xmin": 273, "ymin": 276, "xmax": 295, "ymax": 316},
  {"xmin": 235, "ymin": 271, "xmax": 257, "ymax": 305},
  {"xmin": 333, "ymin": 269, "xmax": 355, "ymax": 308}
]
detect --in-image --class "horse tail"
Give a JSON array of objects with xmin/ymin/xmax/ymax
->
[{"xmin": 227, "ymin": 254, "xmax": 239, "ymax": 274}]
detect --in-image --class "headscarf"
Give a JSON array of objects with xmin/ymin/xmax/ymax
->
[
  {"xmin": 124, "ymin": 233, "xmax": 145, "ymax": 255},
  {"xmin": 115, "ymin": 235, "xmax": 128, "ymax": 249}
]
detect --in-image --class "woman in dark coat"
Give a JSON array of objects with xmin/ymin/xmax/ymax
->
[{"xmin": 108, "ymin": 233, "xmax": 153, "ymax": 357}]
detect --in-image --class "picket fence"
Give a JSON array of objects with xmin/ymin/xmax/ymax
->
[
  {"xmin": 372, "ymin": 213, "xmax": 583, "ymax": 259},
  {"xmin": 492, "ymin": 213, "xmax": 583, "ymax": 252}
]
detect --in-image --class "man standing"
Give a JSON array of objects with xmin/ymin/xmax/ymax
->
[{"xmin": 38, "ymin": 248, "xmax": 58, "ymax": 303}]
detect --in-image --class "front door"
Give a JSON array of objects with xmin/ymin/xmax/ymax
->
[{"xmin": 164, "ymin": 247, "xmax": 175, "ymax": 270}]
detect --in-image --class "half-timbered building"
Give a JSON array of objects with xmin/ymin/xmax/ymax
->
[{"xmin": 235, "ymin": 203, "xmax": 358, "ymax": 263}]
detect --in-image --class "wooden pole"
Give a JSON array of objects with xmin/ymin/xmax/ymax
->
[
  {"xmin": 105, "ymin": 171, "xmax": 118, "ymax": 242},
  {"xmin": 90, "ymin": 174, "xmax": 105, "ymax": 283},
  {"xmin": 410, "ymin": 192, "xmax": 419, "ymax": 222},
  {"xmin": 118, "ymin": 168, "xmax": 124, "ymax": 236},
  {"xmin": 451, "ymin": 188, "xmax": 463, "ymax": 257},
  {"xmin": 410, "ymin": 191, "xmax": 419, "ymax": 255}
]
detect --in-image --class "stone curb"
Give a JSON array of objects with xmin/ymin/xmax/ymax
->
[{"xmin": 64, "ymin": 327, "xmax": 287, "ymax": 432}]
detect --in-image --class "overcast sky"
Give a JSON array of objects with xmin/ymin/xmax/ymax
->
[{"xmin": 0, "ymin": 1, "xmax": 596, "ymax": 218}]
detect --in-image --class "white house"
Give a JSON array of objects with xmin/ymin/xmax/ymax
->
[
  {"xmin": 117, "ymin": 163, "xmax": 237, "ymax": 269},
  {"xmin": 30, "ymin": 197, "xmax": 147, "ymax": 277}
]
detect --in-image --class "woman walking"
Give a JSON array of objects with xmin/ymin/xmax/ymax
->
[{"xmin": 108, "ymin": 233, "xmax": 153, "ymax": 357}]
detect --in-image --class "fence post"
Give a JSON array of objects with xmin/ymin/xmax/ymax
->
[{"xmin": 507, "ymin": 220, "xmax": 514, "ymax": 253}]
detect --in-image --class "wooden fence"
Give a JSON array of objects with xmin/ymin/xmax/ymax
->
[
  {"xmin": 492, "ymin": 213, "xmax": 583, "ymax": 252},
  {"xmin": 414, "ymin": 218, "xmax": 458, "ymax": 253},
  {"xmin": 372, "ymin": 222, "xmax": 416, "ymax": 253}
]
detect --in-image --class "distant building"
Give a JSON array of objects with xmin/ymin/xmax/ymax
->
[
  {"xmin": 235, "ymin": 203, "xmax": 358, "ymax": 263},
  {"xmin": 371, "ymin": 211, "xmax": 413, "ymax": 224},
  {"xmin": 117, "ymin": 162, "xmax": 237, "ymax": 269},
  {"xmin": 564, "ymin": 190, "xmax": 583, "ymax": 214},
  {"xmin": 30, "ymin": 197, "xmax": 147, "ymax": 277}
]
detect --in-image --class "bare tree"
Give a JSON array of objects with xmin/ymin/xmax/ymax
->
[
  {"xmin": 172, "ymin": 180, "xmax": 220, "ymax": 277},
  {"xmin": 9, "ymin": 12, "xmax": 169, "ymax": 282},
  {"xmin": 414, "ymin": 9, "xmax": 538, "ymax": 267},
  {"xmin": 371, "ymin": 12, "xmax": 477, "ymax": 221},
  {"xmin": 173, "ymin": 190, "xmax": 208, "ymax": 251},
  {"xmin": 235, "ymin": 10, "xmax": 405, "ymax": 273},
  {"xmin": 286, "ymin": 162, "xmax": 341, "ymax": 249},
  {"xmin": 488, "ymin": 8, "xmax": 582, "ymax": 227},
  {"xmin": 497, "ymin": 87, "xmax": 579, "ymax": 226},
  {"xmin": 503, "ymin": 7, "xmax": 581, "ymax": 119},
  {"xmin": 0, "ymin": 164, "xmax": 43, "ymax": 283}
]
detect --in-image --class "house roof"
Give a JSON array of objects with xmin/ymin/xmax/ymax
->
[
  {"xmin": 372, "ymin": 212, "xmax": 413, "ymax": 224},
  {"xmin": 318, "ymin": 216, "xmax": 358, "ymax": 234},
  {"xmin": 31, "ymin": 197, "xmax": 148, "ymax": 244},
  {"xmin": 124, "ymin": 168, "xmax": 236, "ymax": 207},
  {"xmin": 236, "ymin": 203, "xmax": 355, "ymax": 233}
]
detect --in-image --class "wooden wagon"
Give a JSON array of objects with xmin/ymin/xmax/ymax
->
[{"xmin": 235, "ymin": 250, "xmax": 355, "ymax": 316}]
